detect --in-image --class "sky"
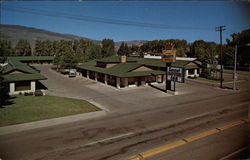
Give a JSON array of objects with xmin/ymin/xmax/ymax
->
[{"xmin": 1, "ymin": 1, "xmax": 250, "ymax": 43}]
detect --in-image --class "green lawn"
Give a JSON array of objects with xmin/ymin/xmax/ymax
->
[
  {"xmin": 0, "ymin": 95, "xmax": 100, "ymax": 127},
  {"xmin": 224, "ymin": 69, "xmax": 250, "ymax": 76}
]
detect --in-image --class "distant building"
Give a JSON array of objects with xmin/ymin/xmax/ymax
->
[
  {"xmin": 1, "ymin": 56, "xmax": 53, "ymax": 95},
  {"xmin": 77, "ymin": 56, "xmax": 202, "ymax": 88}
]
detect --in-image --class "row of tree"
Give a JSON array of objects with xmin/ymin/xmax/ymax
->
[
  {"xmin": 0, "ymin": 40, "xmax": 32, "ymax": 56},
  {"xmin": 0, "ymin": 39, "xmax": 115, "ymax": 69},
  {"xmin": 1, "ymin": 29, "xmax": 249, "ymax": 68}
]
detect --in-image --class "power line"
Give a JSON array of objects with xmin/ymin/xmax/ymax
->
[{"xmin": 2, "ymin": 5, "xmax": 214, "ymax": 31}]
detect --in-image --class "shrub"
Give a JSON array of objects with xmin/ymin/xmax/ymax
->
[
  {"xmin": 19, "ymin": 92, "xmax": 22, "ymax": 95},
  {"xmin": 34, "ymin": 90, "xmax": 43, "ymax": 96},
  {"xmin": 59, "ymin": 69, "xmax": 68, "ymax": 75},
  {"xmin": 24, "ymin": 92, "xmax": 33, "ymax": 96},
  {"xmin": 200, "ymin": 68, "xmax": 210, "ymax": 78}
]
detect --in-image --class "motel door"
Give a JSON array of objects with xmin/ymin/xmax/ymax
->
[{"xmin": 137, "ymin": 77, "xmax": 142, "ymax": 86}]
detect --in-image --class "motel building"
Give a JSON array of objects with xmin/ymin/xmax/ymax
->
[
  {"xmin": 76, "ymin": 55, "xmax": 202, "ymax": 88},
  {"xmin": 1, "ymin": 56, "xmax": 53, "ymax": 95}
]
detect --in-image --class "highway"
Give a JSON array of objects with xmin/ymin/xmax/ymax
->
[{"xmin": 0, "ymin": 65, "xmax": 249, "ymax": 160}]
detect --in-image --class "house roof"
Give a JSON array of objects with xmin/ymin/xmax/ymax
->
[
  {"xmin": 3, "ymin": 58, "xmax": 38, "ymax": 74},
  {"xmin": 96, "ymin": 56, "xmax": 200, "ymax": 68},
  {"xmin": 10, "ymin": 56, "xmax": 54, "ymax": 61},
  {"xmin": 78, "ymin": 56, "xmax": 201, "ymax": 78},
  {"xmin": 1, "ymin": 57, "xmax": 47, "ymax": 82},
  {"xmin": 3, "ymin": 73, "xmax": 46, "ymax": 82}
]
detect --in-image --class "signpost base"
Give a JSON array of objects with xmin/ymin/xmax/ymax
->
[{"xmin": 167, "ymin": 90, "xmax": 178, "ymax": 95}]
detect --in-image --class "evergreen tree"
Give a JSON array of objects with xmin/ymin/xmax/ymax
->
[
  {"xmin": 15, "ymin": 40, "xmax": 32, "ymax": 56},
  {"xmin": 35, "ymin": 40, "xmax": 44, "ymax": 56},
  {"xmin": 124, "ymin": 43, "xmax": 130, "ymax": 56},
  {"xmin": 117, "ymin": 42, "xmax": 130, "ymax": 56},
  {"xmin": 117, "ymin": 42, "xmax": 125, "ymax": 56},
  {"xmin": 0, "ymin": 66, "xmax": 10, "ymax": 107},
  {"xmin": 101, "ymin": 39, "xmax": 115, "ymax": 58},
  {"xmin": 0, "ymin": 40, "xmax": 13, "ymax": 56},
  {"xmin": 131, "ymin": 44, "xmax": 140, "ymax": 54}
]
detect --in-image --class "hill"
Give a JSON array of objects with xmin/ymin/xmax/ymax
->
[
  {"xmin": 0, "ymin": 24, "xmax": 99, "ymax": 48},
  {"xmin": 0, "ymin": 24, "xmax": 147, "ymax": 49}
]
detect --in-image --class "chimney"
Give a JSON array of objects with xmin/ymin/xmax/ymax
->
[{"xmin": 121, "ymin": 55, "xmax": 127, "ymax": 63}]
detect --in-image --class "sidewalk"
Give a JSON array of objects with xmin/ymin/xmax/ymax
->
[{"xmin": 0, "ymin": 110, "xmax": 106, "ymax": 136}]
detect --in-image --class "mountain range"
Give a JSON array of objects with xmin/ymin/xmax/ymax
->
[{"xmin": 0, "ymin": 24, "xmax": 147, "ymax": 48}]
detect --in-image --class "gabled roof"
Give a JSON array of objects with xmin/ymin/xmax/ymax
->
[
  {"xmin": 10, "ymin": 56, "xmax": 54, "ymax": 61},
  {"xmin": 77, "ymin": 56, "xmax": 201, "ymax": 78},
  {"xmin": 3, "ymin": 73, "xmax": 46, "ymax": 82},
  {"xmin": 107, "ymin": 63, "xmax": 142, "ymax": 76},
  {"xmin": 96, "ymin": 56, "xmax": 137, "ymax": 63},
  {"xmin": 77, "ymin": 57, "xmax": 165, "ymax": 77},
  {"xmin": 1, "ymin": 57, "xmax": 47, "ymax": 82},
  {"xmin": 2, "ymin": 58, "xmax": 38, "ymax": 74}
]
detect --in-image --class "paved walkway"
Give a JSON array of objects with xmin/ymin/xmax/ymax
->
[{"xmin": 0, "ymin": 110, "xmax": 106, "ymax": 135}]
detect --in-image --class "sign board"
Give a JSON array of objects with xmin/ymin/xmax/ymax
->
[
  {"xmin": 162, "ymin": 50, "xmax": 176, "ymax": 63},
  {"xmin": 167, "ymin": 66, "xmax": 185, "ymax": 83},
  {"xmin": 162, "ymin": 43, "xmax": 176, "ymax": 63}
]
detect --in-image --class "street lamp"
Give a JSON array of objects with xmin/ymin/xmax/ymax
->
[{"xmin": 233, "ymin": 43, "xmax": 250, "ymax": 91}]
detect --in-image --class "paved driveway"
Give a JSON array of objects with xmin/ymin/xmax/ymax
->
[{"xmin": 35, "ymin": 64, "xmax": 238, "ymax": 114}]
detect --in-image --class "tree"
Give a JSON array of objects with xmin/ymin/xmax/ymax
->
[
  {"xmin": 226, "ymin": 29, "xmax": 250, "ymax": 67},
  {"xmin": 223, "ymin": 45, "xmax": 234, "ymax": 66},
  {"xmin": 60, "ymin": 52, "xmax": 78, "ymax": 69},
  {"xmin": 0, "ymin": 66, "xmax": 10, "ymax": 107},
  {"xmin": 43, "ymin": 40, "xmax": 54, "ymax": 56},
  {"xmin": 117, "ymin": 42, "xmax": 125, "ymax": 56},
  {"xmin": 190, "ymin": 40, "xmax": 219, "ymax": 65},
  {"xmin": 85, "ymin": 44, "xmax": 102, "ymax": 61},
  {"xmin": 0, "ymin": 40, "xmax": 13, "ymax": 56},
  {"xmin": 117, "ymin": 42, "xmax": 130, "ymax": 56},
  {"xmin": 101, "ymin": 39, "xmax": 115, "ymax": 58},
  {"xmin": 140, "ymin": 39, "xmax": 189, "ymax": 56},
  {"xmin": 15, "ymin": 40, "xmax": 32, "ymax": 56},
  {"xmin": 131, "ymin": 44, "xmax": 140, "ymax": 54},
  {"xmin": 34, "ymin": 40, "xmax": 44, "ymax": 56}
]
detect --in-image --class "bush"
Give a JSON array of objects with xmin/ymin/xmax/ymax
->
[
  {"xmin": 34, "ymin": 90, "xmax": 43, "ymax": 96},
  {"xmin": 59, "ymin": 69, "xmax": 69, "ymax": 75},
  {"xmin": 200, "ymin": 68, "xmax": 210, "ymax": 78},
  {"xmin": 19, "ymin": 92, "xmax": 22, "ymax": 95},
  {"xmin": 24, "ymin": 92, "xmax": 33, "ymax": 96}
]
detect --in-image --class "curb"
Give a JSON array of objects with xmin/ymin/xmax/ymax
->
[{"xmin": 0, "ymin": 110, "xmax": 106, "ymax": 136}]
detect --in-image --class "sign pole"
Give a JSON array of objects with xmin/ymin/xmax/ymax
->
[
  {"xmin": 174, "ymin": 76, "xmax": 176, "ymax": 92},
  {"xmin": 165, "ymin": 62, "xmax": 171, "ymax": 93},
  {"xmin": 165, "ymin": 63, "xmax": 167, "ymax": 93},
  {"xmin": 162, "ymin": 43, "xmax": 175, "ymax": 93}
]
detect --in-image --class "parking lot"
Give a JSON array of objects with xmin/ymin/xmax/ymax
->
[{"xmin": 36, "ymin": 64, "xmax": 237, "ymax": 114}]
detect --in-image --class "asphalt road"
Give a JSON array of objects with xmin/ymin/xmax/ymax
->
[{"xmin": 0, "ymin": 65, "xmax": 249, "ymax": 160}]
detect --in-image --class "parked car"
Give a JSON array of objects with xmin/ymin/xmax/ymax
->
[{"xmin": 68, "ymin": 69, "xmax": 76, "ymax": 77}]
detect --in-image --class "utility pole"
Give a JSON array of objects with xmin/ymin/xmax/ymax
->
[
  {"xmin": 215, "ymin": 26, "xmax": 226, "ymax": 88},
  {"xmin": 233, "ymin": 45, "xmax": 237, "ymax": 91}
]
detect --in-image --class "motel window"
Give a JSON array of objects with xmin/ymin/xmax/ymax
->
[{"xmin": 15, "ymin": 81, "xmax": 31, "ymax": 91}]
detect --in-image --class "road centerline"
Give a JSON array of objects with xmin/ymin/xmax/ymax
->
[{"xmin": 129, "ymin": 118, "xmax": 250, "ymax": 160}]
